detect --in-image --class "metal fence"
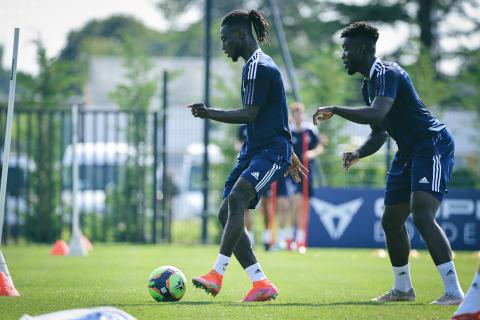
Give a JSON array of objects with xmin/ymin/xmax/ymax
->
[
  {"xmin": 0, "ymin": 106, "xmax": 175, "ymax": 244},
  {"xmin": 1, "ymin": 105, "xmax": 478, "ymax": 245}
]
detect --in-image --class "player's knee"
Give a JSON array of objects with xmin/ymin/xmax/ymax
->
[
  {"xmin": 411, "ymin": 212, "xmax": 434, "ymax": 233},
  {"xmin": 381, "ymin": 214, "xmax": 402, "ymax": 234},
  {"xmin": 411, "ymin": 202, "xmax": 437, "ymax": 232},
  {"xmin": 227, "ymin": 191, "xmax": 246, "ymax": 214}
]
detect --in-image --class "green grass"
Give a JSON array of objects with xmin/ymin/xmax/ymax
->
[{"xmin": 0, "ymin": 244, "xmax": 477, "ymax": 320}]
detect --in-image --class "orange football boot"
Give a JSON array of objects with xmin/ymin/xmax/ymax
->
[
  {"xmin": 241, "ymin": 279, "xmax": 278, "ymax": 302},
  {"xmin": 192, "ymin": 269, "xmax": 223, "ymax": 296}
]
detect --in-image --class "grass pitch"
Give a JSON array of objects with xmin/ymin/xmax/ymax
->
[{"xmin": 0, "ymin": 244, "xmax": 477, "ymax": 320}]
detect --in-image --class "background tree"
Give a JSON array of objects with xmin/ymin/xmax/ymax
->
[
  {"xmin": 12, "ymin": 40, "xmax": 80, "ymax": 242},
  {"xmin": 0, "ymin": 46, "xmax": 10, "ymax": 99},
  {"xmin": 106, "ymin": 33, "xmax": 157, "ymax": 242}
]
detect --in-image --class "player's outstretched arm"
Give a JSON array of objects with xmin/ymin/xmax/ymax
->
[
  {"xmin": 187, "ymin": 103, "xmax": 260, "ymax": 124},
  {"xmin": 313, "ymin": 96, "xmax": 394, "ymax": 126},
  {"xmin": 343, "ymin": 123, "xmax": 388, "ymax": 172},
  {"xmin": 285, "ymin": 152, "xmax": 308, "ymax": 183}
]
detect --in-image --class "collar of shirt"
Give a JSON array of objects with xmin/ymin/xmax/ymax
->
[
  {"xmin": 244, "ymin": 48, "xmax": 262, "ymax": 65},
  {"xmin": 368, "ymin": 58, "xmax": 382, "ymax": 79}
]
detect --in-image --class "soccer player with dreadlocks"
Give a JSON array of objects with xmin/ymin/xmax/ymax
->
[{"xmin": 187, "ymin": 9, "xmax": 306, "ymax": 302}]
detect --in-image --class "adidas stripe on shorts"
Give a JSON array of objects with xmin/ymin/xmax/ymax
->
[
  {"xmin": 384, "ymin": 129, "xmax": 455, "ymax": 205},
  {"xmin": 223, "ymin": 148, "xmax": 290, "ymax": 209}
]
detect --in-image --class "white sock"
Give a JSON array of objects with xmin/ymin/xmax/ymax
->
[
  {"xmin": 277, "ymin": 228, "xmax": 285, "ymax": 242},
  {"xmin": 454, "ymin": 272, "xmax": 480, "ymax": 315},
  {"xmin": 245, "ymin": 263, "xmax": 266, "ymax": 282},
  {"xmin": 286, "ymin": 227, "xmax": 294, "ymax": 240},
  {"xmin": 436, "ymin": 261, "xmax": 464, "ymax": 297},
  {"xmin": 247, "ymin": 231, "xmax": 255, "ymax": 247},
  {"xmin": 263, "ymin": 229, "xmax": 271, "ymax": 244},
  {"xmin": 296, "ymin": 229, "xmax": 305, "ymax": 243},
  {"xmin": 213, "ymin": 254, "xmax": 230, "ymax": 276},
  {"xmin": 392, "ymin": 264, "xmax": 413, "ymax": 292}
]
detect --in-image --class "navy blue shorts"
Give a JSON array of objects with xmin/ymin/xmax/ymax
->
[
  {"xmin": 384, "ymin": 129, "xmax": 455, "ymax": 205},
  {"xmin": 288, "ymin": 172, "xmax": 313, "ymax": 196},
  {"xmin": 264, "ymin": 176, "xmax": 290, "ymax": 198},
  {"xmin": 223, "ymin": 150, "xmax": 290, "ymax": 209}
]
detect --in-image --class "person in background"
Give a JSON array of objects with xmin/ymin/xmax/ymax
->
[{"xmin": 287, "ymin": 102, "xmax": 324, "ymax": 248}]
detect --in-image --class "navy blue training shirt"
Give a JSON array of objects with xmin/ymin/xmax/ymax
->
[
  {"xmin": 239, "ymin": 49, "xmax": 292, "ymax": 162},
  {"xmin": 290, "ymin": 121, "xmax": 320, "ymax": 167},
  {"xmin": 237, "ymin": 124, "xmax": 247, "ymax": 144},
  {"xmin": 362, "ymin": 59, "xmax": 445, "ymax": 153}
]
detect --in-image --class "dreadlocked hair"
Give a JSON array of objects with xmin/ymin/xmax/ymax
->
[
  {"xmin": 221, "ymin": 9, "xmax": 270, "ymax": 44},
  {"xmin": 341, "ymin": 21, "xmax": 379, "ymax": 42}
]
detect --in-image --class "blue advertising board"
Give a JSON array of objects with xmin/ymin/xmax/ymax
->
[{"xmin": 307, "ymin": 188, "xmax": 479, "ymax": 250}]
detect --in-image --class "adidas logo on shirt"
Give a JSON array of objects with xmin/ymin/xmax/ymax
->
[
  {"xmin": 419, "ymin": 177, "xmax": 429, "ymax": 184},
  {"xmin": 251, "ymin": 172, "xmax": 259, "ymax": 180}
]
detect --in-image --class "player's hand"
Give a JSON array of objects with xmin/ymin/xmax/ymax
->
[
  {"xmin": 187, "ymin": 103, "xmax": 209, "ymax": 119},
  {"xmin": 305, "ymin": 150, "xmax": 316, "ymax": 160},
  {"xmin": 313, "ymin": 106, "xmax": 335, "ymax": 125},
  {"xmin": 285, "ymin": 153, "xmax": 308, "ymax": 183},
  {"xmin": 342, "ymin": 151, "xmax": 360, "ymax": 173}
]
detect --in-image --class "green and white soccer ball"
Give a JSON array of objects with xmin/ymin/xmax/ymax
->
[{"xmin": 148, "ymin": 266, "xmax": 187, "ymax": 302}]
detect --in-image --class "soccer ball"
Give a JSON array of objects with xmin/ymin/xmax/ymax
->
[{"xmin": 148, "ymin": 266, "xmax": 187, "ymax": 302}]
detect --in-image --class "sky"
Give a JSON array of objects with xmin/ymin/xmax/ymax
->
[
  {"xmin": 0, "ymin": 0, "xmax": 199, "ymax": 74},
  {"xmin": 0, "ymin": 0, "xmax": 476, "ymax": 75}
]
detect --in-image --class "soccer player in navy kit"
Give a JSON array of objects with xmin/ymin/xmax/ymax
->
[
  {"xmin": 187, "ymin": 9, "xmax": 306, "ymax": 302},
  {"xmin": 237, "ymin": 124, "xmax": 291, "ymax": 251},
  {"xmin": 235, "ymin": 124, "xmax": 256, "ymax": 246},
  {"xmin": 313, "ymin": 22, "xmax": 464, "ymax": 305}
]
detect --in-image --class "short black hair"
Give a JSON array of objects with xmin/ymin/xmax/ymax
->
[
  {"xmin": 340, "ymin": 21, "xmax": 379, "ymax": 43},
  {"xmin": 221, "ymin": 9, "xmax": 270, "ymax": 44}
]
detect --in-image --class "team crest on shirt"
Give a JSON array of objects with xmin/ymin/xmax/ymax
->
[{"xmin": 310, "ymin": 198, "xmax": 363, "ymax": 239}]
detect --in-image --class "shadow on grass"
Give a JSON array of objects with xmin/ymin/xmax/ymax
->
[
  {"xmin": 235, "ymin": 301, "xmax": 426, "ymax": 308},
  {"xmin": 110, "ymin": 301, "xmax": 219, "ymax": 307},
  {"xmin": 217, "ymin": 301, "xmax": 426, "ymax": 308},
  {"xmin": 111, "ymin": 301, "xmax": 426, "ymax": 308}
]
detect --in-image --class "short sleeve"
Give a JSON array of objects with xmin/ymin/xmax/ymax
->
[
  {"xmin": 243, "ymin": 64, "xmax": 270, "ymax": 107},
  {"xmin": 375, "ymin": 68, "xmax": 400, "ymax": 100}
]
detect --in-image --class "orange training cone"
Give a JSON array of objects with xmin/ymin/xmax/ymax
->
[
  {"xmin": 0, "ymin": 272, "xmax": 20, "ymax": 296},
  {"xmin": 81, "ymin": 235, "xmax": 93, "ymax": 251},
  {"xmin": 51, "ymin": 240, "xmax": 69, "ymax": 256}
]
